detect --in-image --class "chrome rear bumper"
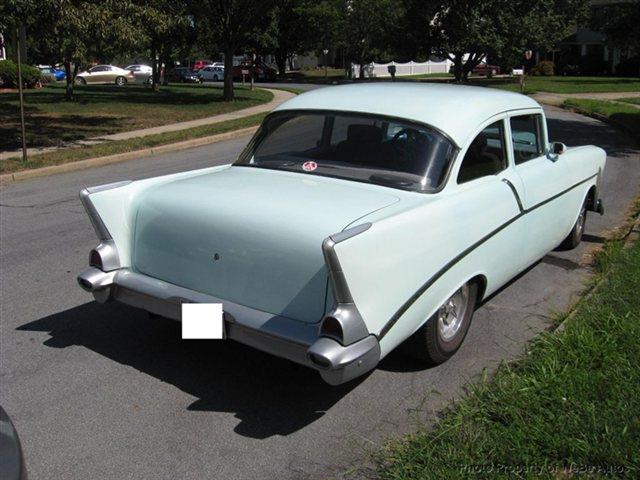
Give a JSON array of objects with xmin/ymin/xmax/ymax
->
[{"xmin": 77, "ymin": 267, "xmax": 380, "ymax": 385}]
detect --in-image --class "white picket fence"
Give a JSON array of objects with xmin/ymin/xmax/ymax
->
[{"xmin": 350, "ymin": 59, "xmax": 453, "ymax": 78}]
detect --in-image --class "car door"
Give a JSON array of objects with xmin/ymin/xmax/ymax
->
[
  {"xmin": 452, "ymin": 115, "xmax": 528, "ymax": 287},
  {"xmin": 89, "ymin": 66, "xmax": 108, "ymax": 84},
  {"xmin": 507, "ymin": 110, "xmax": 580, "ymax": 261}
]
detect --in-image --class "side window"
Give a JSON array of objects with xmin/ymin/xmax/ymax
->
[
  {"xmin": 457, "ymin": 120, "xmax": 507, "ymax": 184},
  {"xmin": 510, "ymin": 114, "xmax": 544, "ymax": 164}
]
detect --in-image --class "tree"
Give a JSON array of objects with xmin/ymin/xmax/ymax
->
[
  {"xmin": 426, "ymin": 0, "xmax": 589, "ymax": 82},
  {"xmin": 194, "ymin": 0, "xmax": 278, "ymax": 101},
  {"xmin": 135, "ymin": 0, "xmax": 194, "ymax": 90},
  {"xmin": 590, "ymin": 1, "xmax": 640, "ymax": 57},
  {"xmin": 270, "ymin": 1, "xmax": 306, "ymax": 75},
  {"xmin": 3, "ymin": 0, "xmax": 140, "ymax": 100},
  {"xmin": 343, "ymin": 0, "xmax": 401, "ymax": 78}
]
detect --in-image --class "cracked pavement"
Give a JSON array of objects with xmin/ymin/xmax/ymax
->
[{"xmin": 1, "ymin": 99, "xmax": 639, "ymax": 479}]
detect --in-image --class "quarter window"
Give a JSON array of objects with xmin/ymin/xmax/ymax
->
[
  {"xmin": 457, "ymin": 120, "xmax": 507, "ymax": 184},
  {"xmin": 510, "ymin": 114, "xmax": 544, "ymax": 164}
]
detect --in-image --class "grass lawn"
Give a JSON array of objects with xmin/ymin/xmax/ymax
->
[
  {"xmin": 378, "ymin": 230, "xmax": 640, "ymax": 478},
  {"xmin": 0, "ymin": 83, "xmax": 272, "ymax": 152},
  {"xmin": 618, "ymin": 97, "xmax": 640, "ymax": 105},
  {"xmin": 563, "ymin": 98, "xmax": 640, "ymax": 139},
  {"xmin": 469, "ymin": 76, "xmax": 640, "ymax": 94},
  {"xmin": 0, "ymin": 112, "xmax": 266, "ymax": 174}
]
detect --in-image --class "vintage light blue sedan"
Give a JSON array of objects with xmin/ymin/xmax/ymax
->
[{"xmin": 78, "ymin": 84, "xmax": 606, "ymax": 385}]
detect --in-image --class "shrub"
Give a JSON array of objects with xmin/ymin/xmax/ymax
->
[
  {"xmin": 0, "ymin": 59, "xmax": 43, "ymax": 88},
  {"xmin": 530, "ymin": 60, "xmax": 555, "ymax": 76},
  {"xmin": 578, "ymin": 53, "xmax": 609, "ymax": 76},
  {"xmin": 616, "ymin": 55, "xmax": 640, "ymax": 77}
]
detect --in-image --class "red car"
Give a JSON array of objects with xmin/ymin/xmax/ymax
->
[
  {"xmin": 192, "ymin": 59, "xmax": 213, "ymax": 72},
  {"xmin": 472, "ymin": 63, "xmax": 501, "ymax": 77}
]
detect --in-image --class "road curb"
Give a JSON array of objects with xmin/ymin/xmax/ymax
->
[{"xmin": 0, "ymin": 126, "xmax": 258, "ymax": 185}]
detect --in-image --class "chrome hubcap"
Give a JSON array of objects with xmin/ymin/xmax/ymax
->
[{"xmin": 437, "ymin": 285, "xmax": 469, "ymax": 341}]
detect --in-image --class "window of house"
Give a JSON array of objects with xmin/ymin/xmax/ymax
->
[{"xmin": 457, "ymin": 120, "xmax": 507, "ymax": 184}]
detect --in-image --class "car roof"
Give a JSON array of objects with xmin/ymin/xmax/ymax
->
[{"xmin": 274, "ymin": 83, "xmax": 541, "ymax": 147}]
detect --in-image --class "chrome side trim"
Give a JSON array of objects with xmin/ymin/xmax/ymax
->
[
  {"xmin": 378, "ymin": 173, "xmax": 600, "ymax": 340},
  {"xmin": 322, "ymin": 223, "xmax": 372, "ymax": 345}
]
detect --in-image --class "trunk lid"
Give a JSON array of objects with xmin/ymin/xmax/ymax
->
[{"xmin": 133, "ymin": 166, "xmax": 398, "ymax": 323}]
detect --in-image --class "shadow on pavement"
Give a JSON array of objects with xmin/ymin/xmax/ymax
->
[{"xmin": 18, "ymin": 301, "xmax": 364, "ymax": 439}]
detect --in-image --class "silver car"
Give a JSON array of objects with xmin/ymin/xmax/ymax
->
[
  {"xmin": 124, "ymin": 64, "xmax": 153, "ymax": 84},
  {"xmin": 198, "ymin": 65, "xmax": 225, "ymax": 81},
  {"xmin": 76, "ymin": 65, "xmax": 134, "ymax": 86}
]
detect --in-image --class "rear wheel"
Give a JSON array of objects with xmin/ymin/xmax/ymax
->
[
  {"xmin": 402, "ymin": 282, "xmax": 478, "ymax": 365},
  {"xmin": 558, "ymin": 197, "xmax": 587, "ymax": 250},
  {"xmin": 115, "ymin": 76, "xmax": 126, "ymax": 86}
]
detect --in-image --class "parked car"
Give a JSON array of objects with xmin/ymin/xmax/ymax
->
[
  {"xmin": 192, "ymin": 59, "xmax": 213, "ymax": 72},
  {"xmin": 124, "ymin": 64, "xmax": 152, "ymax": 84},
  {"xmin": 0, "ymin": 406, "xmax": 27, "ymax": 480},
  {"xmin": 198, "ymin": 65, "xmax": 225, "ymax": 81},
  {"xmin": 77, "ymin": 84, "xmax": 606, "ymax": 385},
  {"xmin": 76, "ymin": 65, "xmax": 134, "ymax": 86},
  {"xmin": 38, "ymin": 65, "xmax": 65, "ymax": 81},
  {"xmin": 472, "ymin": 63, "xmax": 501, "ymax": 77},
  {"xmin": 167, "ymin": 67, "xmax": 200, "ymax": 83}
]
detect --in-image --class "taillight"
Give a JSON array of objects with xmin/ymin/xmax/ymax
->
[{"xmin": 89, "ymin": 249, "xmax": 103, "ymax": 269}]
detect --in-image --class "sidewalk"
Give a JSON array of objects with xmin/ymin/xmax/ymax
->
[
  {"xmin": 533, "ymin": 90, "xmax": 640, "ymax": 107},
  {"xmin": 0, "ymin": 88, "xmax": 294, "ymax": 161}
]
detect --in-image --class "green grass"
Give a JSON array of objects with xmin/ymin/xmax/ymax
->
[
  {"xmin": 468, "ymin": 76, "xmax": 640, "ymax": 94},
  {"xmin": 0, "ymin": 83, "xmax": 272, "ymax": 151},
  {"xmin": 563, "ymin": 98, "xmax": 640, "ymax": 139},
  {"xmin": 378, "ymin": 234, "xmax": 640, "ymax": 479},
  {"xmin": 617, "ymin": 97, "xmax": 640, "ymax": 105},
  {"xmin": 0, "ymin": 112, "xmax": 266, "ymax": 174}
]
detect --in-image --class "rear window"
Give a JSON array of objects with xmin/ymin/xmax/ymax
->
[{"xmin": 235, "ymin": 111, "xmax": 457, "ymax": 192}]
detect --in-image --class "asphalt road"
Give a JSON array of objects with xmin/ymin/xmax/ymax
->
[{"xmin": 1, "ymin": 104, "xmax": 638, "ymax": 480}]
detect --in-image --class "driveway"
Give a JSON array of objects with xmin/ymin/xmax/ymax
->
[{"xmin": 0, "ymin": 105, "xmax": 638, "ymax": 480}]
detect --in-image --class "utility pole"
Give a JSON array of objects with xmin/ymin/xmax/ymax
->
[{"xmin": 16, "ymin": 27, "xmax": 27, "ymax": 164}]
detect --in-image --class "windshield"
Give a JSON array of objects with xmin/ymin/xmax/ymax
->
[{"xmin": 235, "ymin": 111, "xmax": 456, "ymax": 192}]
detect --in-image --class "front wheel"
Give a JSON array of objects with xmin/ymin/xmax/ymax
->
[
  {"xmin": 558, "ymin": 198, "xmax": 587, "ymax": 250},
  {"xmin": 115, "ymin": 76, "xmax": 126, "ymax": 86},
  {"xmin": 76, "ymin": 77, "xmax": 86, "ymax": 85},
  {"xmin": 402, "ymin": 282, "xmax": 478, "ymax": 365}
]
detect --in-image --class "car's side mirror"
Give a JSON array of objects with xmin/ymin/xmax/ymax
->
[{"xmin": 551, "ymin": 141, "xmax": 566, "ymax": 155}]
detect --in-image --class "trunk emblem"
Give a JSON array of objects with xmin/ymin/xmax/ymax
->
[{"xmin": 212, "ymin": 253, "xmax": 221, "ymax": 261}]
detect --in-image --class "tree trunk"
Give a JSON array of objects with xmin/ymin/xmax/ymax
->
[
  {"xmin": 161, "ymin": 46, "xmax": 170, "ymax": 87},
  {"xmin": 275, "ymin": 51, "xmax": 287, "ymax": 76},
  {"xmin": 151, "ymin": 44, "xmax": 161, "ymax": 92},
  {"xmin": 223, "ymin": 47, "xmax": 234, "ymax": 101},
  {"xmin": 64, "ymin": 61, "xmax": 75, "ymax": 101}
]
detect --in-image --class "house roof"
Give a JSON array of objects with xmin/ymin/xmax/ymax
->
[{"xmin": 274, "ymin": 83, "xmax": 541, "ymax": 147}]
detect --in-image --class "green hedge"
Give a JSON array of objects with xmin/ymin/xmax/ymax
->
[
  {"xmin": 0, "ymin": 59, "xmax": 43, "ymax": 88},
  {"xmin": 530, "ymin": 60, "xmax": 555, "ymax": 76}
]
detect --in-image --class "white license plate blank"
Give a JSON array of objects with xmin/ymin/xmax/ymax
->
[{"xmin": 181, "ymin": 303, "xmax": 224, "ymax": 339}]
